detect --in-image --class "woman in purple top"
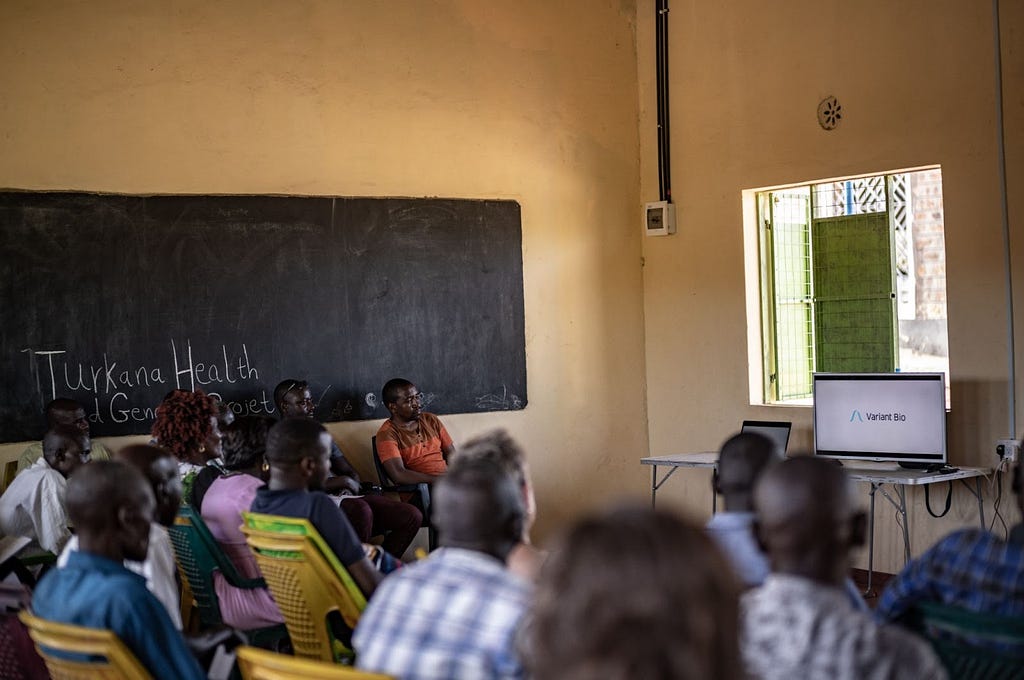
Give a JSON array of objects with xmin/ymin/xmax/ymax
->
[{"xmin": 199, "ymin": 416, "xmax": 284, "ymax": 629}]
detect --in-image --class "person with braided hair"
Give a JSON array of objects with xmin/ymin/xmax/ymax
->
[{"xmin": 151, "ymin": 389, "xmax": 224, "ymax": 506}]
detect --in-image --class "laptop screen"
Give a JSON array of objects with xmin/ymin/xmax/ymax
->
[{"xmin": 741, "ymin": 420, "xmax": 791, "ymax": 458}]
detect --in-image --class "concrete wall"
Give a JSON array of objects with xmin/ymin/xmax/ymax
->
[
  {"xmin": 638, "ymin": 0, "xmax": 1024, "ymax": 572},
  {"xmin": 0, "ymin": 0, "xmax": 649, "ymax": 542}
]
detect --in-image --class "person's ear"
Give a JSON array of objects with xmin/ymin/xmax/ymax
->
[
  {"xmin": 298, "ymin": 456, "xmax": 315, "ymax": 477},
  {"xmin": 849, "ymin": 510, "xmax": 868, "ymax": 548}
]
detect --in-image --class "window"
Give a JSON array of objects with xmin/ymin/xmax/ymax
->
[{"xmin": 755, "ymin": 169, "xmax": 949, "ymax": 404}]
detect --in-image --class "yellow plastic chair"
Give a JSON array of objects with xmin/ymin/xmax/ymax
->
[
  {"xmin": 18, "ymin": 610, "xmax": 152, "ymax": 680},
  {"xmin": 240, "ymin": 512, "xmax": 367, "ymax": 663},
  {"xmin": 236, "ymin": 645, "xmax": 395, "ymax": 679}
]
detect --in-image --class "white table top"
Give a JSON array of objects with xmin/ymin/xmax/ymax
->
[{"xmin": 640, "ymin": 453, "xmax": 991, "ymax": 484}]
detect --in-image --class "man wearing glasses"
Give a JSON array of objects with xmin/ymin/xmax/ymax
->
[{"xmin": 376, "ymin": 378, "xmax": 455, "ymax": 485}]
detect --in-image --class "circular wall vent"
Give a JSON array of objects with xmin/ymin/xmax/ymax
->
[{"xmin": 817, "ymin": 96, "xmax": 842, "ymax": 130}]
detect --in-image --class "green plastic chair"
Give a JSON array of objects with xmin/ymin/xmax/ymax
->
[
  {"xmin": 901, "ymin": 601, "xmax": 1024, "ymax": 680},
  {"xmin": 168, "ymin": 506, "xmax": 288, "ymax": 647},
  {"xmin": 240, "ymin": 512, "xmax": 367, "ymax": 662}
]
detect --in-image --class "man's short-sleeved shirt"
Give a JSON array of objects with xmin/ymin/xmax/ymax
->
[
  {"xmin": 249, "ymin": 486, "xmax": 365, "ymax": 567},
  {"xmin": 741, "ymin": 574, "xmax": 946, "ymax": 680},
  {"xmin": 375, "ymin": 413, "xmax": 452, "ymax": 476},
  {"xmin": 354, "ymin": 547, "xmax": 530, "ymax": 680},
  {"xmin": 32, "ymin": 551, "xmax": 204, "ymax": 679},
  {"xmin": 0, "ymin": 457, "xmax": 71, "ymax": 554}
]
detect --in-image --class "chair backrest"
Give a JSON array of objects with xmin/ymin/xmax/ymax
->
[
  {"xmin": 241, "ymin": 512, "xmax": 367, "ymax": 662},
  {"xmin": 236, "ymin": 645, "xmax": 395, "ymax": 680},
  {"xmin": 370, "ymin": 436, "xmax": 392, "ymax": 485},
  {"xmin": 0, "ymin": 459, "xmax": 17, "ymax": 494},
  {"xmin": 18, "ymin": 611, "xmax": 153, "ymax": 680},
  {"xmin": 169, "ymin": 505, "xmax": 255, "ymax": 628},
  {"xmin": 903, "ymin": 601, "xmax": 1024, "ymax": 679}
]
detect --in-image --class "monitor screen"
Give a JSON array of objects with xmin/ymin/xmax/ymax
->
[{"xmin": 813, "ymin": 373, "xmax": 947, "ymax": 464}]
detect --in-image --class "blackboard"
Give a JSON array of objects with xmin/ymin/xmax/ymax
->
[{"xmin": 0, "ymin": 191, "xmax": 526, "ymax": 442}]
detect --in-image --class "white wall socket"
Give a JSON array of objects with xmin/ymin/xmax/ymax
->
[{"xmin": 996, "ymin": 439, "xmax": 1020, "ymax": 463}]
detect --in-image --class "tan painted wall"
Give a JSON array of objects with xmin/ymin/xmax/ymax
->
[
  {"xmin": 0, "ymin": 0, "xmax": 649, "ymax": 543},
  {"xmin": 639, "ymin": 0, "xmax": 1024, "ymax": 573}
]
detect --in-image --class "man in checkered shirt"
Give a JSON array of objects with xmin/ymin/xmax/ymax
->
[
  {"xmin": 876, "ymin": 452, "xmax": 1024, "ymax": 650},
  {"xmin": 353, "ymin": 453, "xmax": 530, "ymax": 679}
]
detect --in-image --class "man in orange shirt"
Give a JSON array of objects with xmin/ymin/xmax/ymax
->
[{"xmin": 375, "ymin": 378, "xmax": 455, "ymax": 485}]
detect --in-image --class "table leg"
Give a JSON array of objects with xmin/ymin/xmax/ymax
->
[
  {"xmin": 865, "ymin": 482, "xmax": 878, "ymax": 597},
  {"xmin": 712, "ymin": 485, "xmax": 717, "ymax": 515},
  {"xmin": 650, "ymin": 464, "xmax": 657, "ymax": 509},
  {"xmin": 976, "ymin": 477, "xmax": 986, "ymax": 530},
  {"xmin": 897, "ymin": 484, "xmax": 911, "ymax": 565}
]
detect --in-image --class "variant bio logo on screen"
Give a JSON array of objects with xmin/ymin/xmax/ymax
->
[{"xmin": 850, "ymin": 409, "xmax": 908, "ymax": 422}]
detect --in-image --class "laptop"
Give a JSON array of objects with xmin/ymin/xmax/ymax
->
[{"xmin": 740, "ymin": 420, "xmax": 791, "ymax": 458}]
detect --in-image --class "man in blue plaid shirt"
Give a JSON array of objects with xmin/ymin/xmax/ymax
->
[
  {"xmin": 353, "ymin": 452, "xmax": 530, "ymax": 679},
  {"xmin": 876, "ymin": 454, "xmax": 1024, "ymax": 647}
]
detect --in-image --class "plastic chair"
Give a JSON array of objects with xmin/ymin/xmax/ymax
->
[
  {"xmin": 371, "ymin": 436, "xmax": 437, "ymax": 550},
  {"xmin": 236, "ymin": 645, "xmax": 395, "ymax": 679},
  {"xmin": 240, "ymin": 512, "xmax": 367, "ymax": 663},
  {"xmin": 18, "ymin": 610, "xmax": 153, "ymax": 680},
  {"xmin": 168, "ymin": 506, "xmax": 289, "ymax": 647},
  {"xmin": 900, "ymin": 601, "xmax": 1024, "ymax": 679}
]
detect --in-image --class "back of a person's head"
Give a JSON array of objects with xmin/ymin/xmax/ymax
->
[
  {"xmin": 266, "ymin": 416, "xmax": 325, "ymax": 465},
  {"xmin": 525, "ymin": 504, "xmax": 742, "ymax": 680},
  {"xmin": 222, "ymin": 415, "xmax": 273, "ymax": 470},
  {"xmin": 451, "ymin": 429, "xmax": 527, "ymax": 488},
  {"xmin": 434, "ymin": 458, "xmax": 525, "ymax": 556},
  {"xmin": 67, "ymin": 460, "xmax": 153, "ymax": 537},
  {"xmin": 716, "ymin": 432, "xmax": 775, "ymax": 497}
]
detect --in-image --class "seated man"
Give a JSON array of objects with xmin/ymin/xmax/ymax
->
[
  {"xmin": 876, "ymin": 452, "xmax": 1024, "ymax": 649},
  {"xmin": 250, "ymin": 417, "xmax": 382, "ymax": 598},
  {"xmin": 354, "ymin": 458, "xmax": 530, "ymax": 679},
  {"xmin": 58, "ymin": 444, "xmax": 184, "ymax": 629},
  {"xmin": 16, "ymin": 398, "xmax": 110, "ymax": 473},
  {"xmin": 741, "ymin": 457, "xmax": 945, "ymax": 680},
  {"xmin": 451, "ymin": 429, "xmax": 544, "ymax": 581},
  {"xmin": 0, "ymin": 425, "xmax": 85, "ymax": 554},
  {"xmin": 274, "ymin": 379, "xmax": 422, "ymax": 557},
  {"xmin": 31, "ymin": 461, "xmax": 205, "ymax": 679},
  {"xmin": 375, "ymin": 377, "xmax": 455, "ymax": 485}
]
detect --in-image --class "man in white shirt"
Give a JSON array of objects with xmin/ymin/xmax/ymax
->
[
  {"xmin": 740, "ymin": 456, "xmax": 945, "ymax": 680},
  {"xmin": 58, "ymin": 444, "xmax": 183, "ymax": 628},
  {"xmin": 0, "ymin": 426, "xmax": 85, "ymax": 554}
]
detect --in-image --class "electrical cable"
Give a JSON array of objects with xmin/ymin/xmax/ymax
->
[{"xmin": 924, "ymin": 481, "xmax": 952, "ymax": 518}]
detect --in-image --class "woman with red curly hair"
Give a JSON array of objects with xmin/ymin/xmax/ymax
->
[{"xmin": 151, "ymin": 389, "xmax": 223, "ymax": 505}]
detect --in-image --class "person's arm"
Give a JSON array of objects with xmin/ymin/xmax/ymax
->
[
  {"xmin": 324, "ymin": 442, "xmax": 361, "ymax": 495},
  {"xmin": 381, "ymin": 457, "xmax": 440, "ymax": 485},
  {"xmin": 438, "ymin": 421, "xmax": 455, "ymax": 463},
  {"xmin": 347, "ymin": 556, "xmax": 383, "ymax": 598},
  {"xmin": 875, "ymin": 537, "xmax": 951, "ymax": 623}
]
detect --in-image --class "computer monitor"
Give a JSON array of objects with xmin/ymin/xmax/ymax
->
[
  {"xmin": 740, "ymin": 420, "xmax": 791, "ymax": 458},
  {"xmin": 813, "ymin": 372, "xmax": 947, "ymax": 465}
]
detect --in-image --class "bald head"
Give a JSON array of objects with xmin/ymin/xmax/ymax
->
[
  {"xmin": 435, "ymin": 458, "xmax": 525, "ymax": 560},
  {"xmin": 716, "ymin": 432, "xmax": 775, "ymax": 511},
  {"xmin": 115, "ymin": 444, "xmax": 182, "ymax": 527},
  {"xmin": 754, "ymin": 456, "xmax": 865, "ymax": 585},
  {"xmin": 67, "ymin": 461, "xmax": 155, "ymax": 563}
]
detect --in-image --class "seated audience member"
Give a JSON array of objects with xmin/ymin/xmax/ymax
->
[
  {"xmin": 742, "ymin": 457, "xmax": 945, "ymax": 680},
  {"xmin": 16, "ymin": 398, "xmax": 111, "ymax": 473},
  {"xmin": 275, "ymin": 379, "xmax": 422, "ymax": 558},
  {"xmin": 452, "ymin": 429, "xmax": 545, "ymax": 580},
  {"xmin": 250, "ymin": 417, "xmax": 382, "ymax": 597},
  {"xmin": 200, "ymin": 416, "xmax": 285, "ymax": 629},
  {"xmin": 151, "ymin": 389, "xmax": 224, "ymax": 507},
  {"xmin": 0, "ymin": 426, "xmax": 85, "ymax": 554},
  {"xmin": 524, "ymin": 505, "xmax": 742, "ymax": 680},
  {"xmin": 375, "ymin": 377, "xmax": 455, "ymax": 485},
  {"xmin": 58, "ymin": 444, "xmax": 183, "ymax": 628},
  {"xmin": 876, "ymin": 452, "xmax": 1024, "ymax": 649},
  {"xmin": 707, "ymin": 432, "xmax": 777, "ymax": 586},
  {"xmin": 32, "ymin": 461, "xmax": 205, "ymax": 679},
  {"xmin": 354, "ymin": 458, "xmax": 530, "ymax": 680}
]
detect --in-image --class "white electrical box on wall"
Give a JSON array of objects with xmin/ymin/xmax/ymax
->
[{"xmin": 644, "ymin": 200, "xmax": 675, "ymax": 236}]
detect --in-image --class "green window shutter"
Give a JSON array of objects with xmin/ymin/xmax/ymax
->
[
  {"xmin": 811, "ymin": 211, "xmax": 896, "ymax": 373},
  {"xmin": 769, "ymin": 191, "xmax": 815, "ymax": 400}
]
